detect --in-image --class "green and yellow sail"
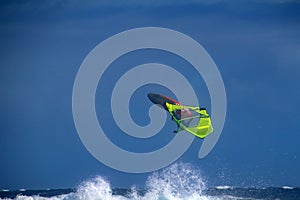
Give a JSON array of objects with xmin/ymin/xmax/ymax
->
[{"xmin": 166, "ymin": 102, "xmax": 213, "ymax": 139}]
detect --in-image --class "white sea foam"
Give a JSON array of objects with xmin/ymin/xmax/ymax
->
[
  {"xmin": 282, "ymin": 186, "xmax": 294, "ymax": 189},
  {"xmin": 69, "ymin": 162, "xmax": 209, "ymax": 200},
  {"xmin": 75, "ymin": 176, "xmax": 113, "ymax": 199},
  {"xmin": 215, "ymin": 186, "xmax": 232, "ymax": 190},
  {"xmin": 0, "ymin": 163, "xmax": 230, "ymax": 200},
  {"xmin": 142, "ymin": 162, "xmax": 207, "ymax": 200},
  {"xmin": 13, "ymin": 195, "xmax": 65, "ymax": 200}
]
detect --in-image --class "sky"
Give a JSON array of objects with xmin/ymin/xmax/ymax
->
[{"xmin": 0, "ymin": 0, "xmax": 300, "ymax": 189}]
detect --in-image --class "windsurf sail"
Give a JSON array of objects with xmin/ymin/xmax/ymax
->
[{"xmin": 166, "ymin": 102, "xmax": 213, "ymax": 138}]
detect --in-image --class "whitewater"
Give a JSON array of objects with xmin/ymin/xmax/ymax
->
[{"xmin": 1, "ymin": 162, "xmax": 299, "ymax": 200}]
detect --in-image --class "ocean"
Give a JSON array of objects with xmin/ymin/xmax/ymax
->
[
  {"xmin": 1, "ymin": 163, "xmax": 299, "ymax": 200},
  {"xmin": 1, "ymin": 187, "xmax": 300, "ymax": 200}
]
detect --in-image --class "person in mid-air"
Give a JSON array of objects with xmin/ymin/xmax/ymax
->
[{"xmin": 172, "ymin": 107, "xmax": 192, "ymax": 133}]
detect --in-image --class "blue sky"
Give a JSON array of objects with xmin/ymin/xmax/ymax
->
[{"xmin": 0, "ymin": 0, "xmax": 300, "ymax": 189}]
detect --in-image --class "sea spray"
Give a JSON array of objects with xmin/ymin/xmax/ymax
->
[
  {"xmin": 1, "ymin": 162, "xmax": 208, "ymax": 200},
  {"xmin": 74, "ymin": 176, "xmax": 116, "ymax": 200},
  {"xmin": 74, "ymin": 162, "xmax": 207, "ymax": 200},
  {"xmin": 143, "ymin": 162, "xmax": 206, "ymax": 200}
]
